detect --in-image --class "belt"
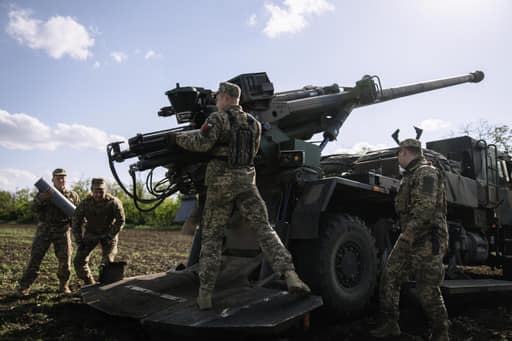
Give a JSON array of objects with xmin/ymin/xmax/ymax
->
[{"xmin": 212, "ymin": 156, "xmax": 254, "ymax": 167}]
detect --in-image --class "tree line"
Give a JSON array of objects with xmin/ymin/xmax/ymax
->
[
  {"xmin": 461, "ymin": 120, "xmax": 512, "ymax": 154},
  {"xmin": 0, "ymin": 179, "xmax": 182, "ymax": 229}
]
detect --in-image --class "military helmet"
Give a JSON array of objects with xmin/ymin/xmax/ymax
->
[
  {"xmin": 399, "ymin": 138, "xmax": 423, "ymax": 156},
  {"xmin": 52, "ymin": 168, "xmax": 67, "ymax": 177},
  {"xmin": 217, "ymin": 82, "xmax": 241, "ymax": 99},
  {"xmin": 399, "ymin": 138, "xmax": 421, "ymax": 149},
  {"xmin": 91, "ymin": 178, "xmax": 106, "ymax": 190}
]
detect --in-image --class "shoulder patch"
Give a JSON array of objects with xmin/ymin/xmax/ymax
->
[
  {"xmin": 200, "ymin": 118, "xmax": 215, "ymax": 136},
  {"xmin": 421, "ymin": 175, "xmax": 435, "ymax": 195}
]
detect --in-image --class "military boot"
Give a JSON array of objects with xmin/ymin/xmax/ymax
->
[
  {"xmin": 370, "ymin": 320, "xmax": 401, "ymax": 338},
  {"xmin": 197, "ymin": 288, "xmax": 212, "ymax": 310},
  {"xmin": 59, "ymin": 282, "xmax": 72, "ymax": 295},
  {"xmin": 429, "ymin": 318, "xmax": 450, "ymax": 341},
  {"xmin": 17, "ymin": 286, "xmax": 30, "ymax": 297},
  {"xmin": 83, "ymin": 276, "xmax": 96, "ymax": 285},
  {"xmin": 284, "ymin": 270, "xmax": 311, "ymax": 295},
  {"xmin": 429, "ymin": 327, "xmax": 450, "ymax": 341}
]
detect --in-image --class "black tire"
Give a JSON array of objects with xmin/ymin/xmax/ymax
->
[
  {"xmin": 503, "ymin": 262, "xmax": 512, "ymax": 280},
  {"xmin": 294, "ymin": 214, "xmax": 378, "ymax": 317},
  {"xmin": 371, "ymin": 218, "xmax": 395, "ymax": 273}
]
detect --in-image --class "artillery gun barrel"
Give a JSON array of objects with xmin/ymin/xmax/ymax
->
[
  {"xmin": 261, "ymin": 70, "xmax": 484, "ymax": 142},
  {"xmin": 374, "ymin": 71, "xmax": 484, "ymax": 105}
]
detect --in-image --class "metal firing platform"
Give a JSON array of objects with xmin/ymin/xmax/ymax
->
[{"xmin": 81, "ymin": 256, "xmax": 323, "ymax": 333}]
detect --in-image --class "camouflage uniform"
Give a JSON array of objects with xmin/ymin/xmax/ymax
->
[
  {"xmin": 72, "ymin": 179, "xmax": 125, "ymax": 283},
  {"xmin": 175, "ymin": 82, "xmax": 296, "ymax": 294},
  {"xmin": 376, "ymin": 139, "xmax": 449, "ymax": 338},
  {"xmin": 19, "ymin": 169, "xmax": 80, "ymax": 291}
]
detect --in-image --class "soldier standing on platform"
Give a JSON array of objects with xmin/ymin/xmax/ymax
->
[{"xmin": 168, "ymin": 81, "xmax": 311, "ymax": 310}]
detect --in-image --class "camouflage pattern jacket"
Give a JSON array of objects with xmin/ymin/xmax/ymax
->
[
  {"xmin": 72, "ymin": 193, "xmax": 125, "ymax": 239},
  {"xmin": 175, "ymin": 104, "xmax": 261, "ymax": 187},
  {"xmin": 395, "ymin": 157, "xmax": 448, "ymax": 253},
  {"xmin": 32, "ymin": 189, "xmax": 80, "ymax": 234}
]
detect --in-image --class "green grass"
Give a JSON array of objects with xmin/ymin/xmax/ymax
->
[{"xmin": 0, "ymin": 223, "xmax": 192, "ymax": 339}]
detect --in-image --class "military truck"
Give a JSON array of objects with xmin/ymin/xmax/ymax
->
[
  {"xmin": 327, "ymin": 134, "xmax": 512, "ymax": 279},
  {"xmin": 84, "ymin": 70, "xmax": 492, "ymax": 334}
]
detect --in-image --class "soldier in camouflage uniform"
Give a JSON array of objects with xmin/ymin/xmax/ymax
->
[
  {"xmin": 168, "ymin": 82, "xmax": 310, "ymax": 310},
  {"xmin": 72, "ymin": 178, "xmax": 125, "ymax": 285},
  {"xmin": 371, "ymin": 139, "xmax": 449, "ymax": 341},
  {"xmin": 18, "ymin": 168, "xmax": 80, "ymax": 296}
]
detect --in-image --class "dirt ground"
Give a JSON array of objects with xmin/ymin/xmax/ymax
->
[{"xmin": 2, "ymin": 224, "xmax": 512, "ymax": 340}]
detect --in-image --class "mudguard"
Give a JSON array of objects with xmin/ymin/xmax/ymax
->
[{"xmin": 290, "ymin": 176, "xmax": 394, "ymax": 239}]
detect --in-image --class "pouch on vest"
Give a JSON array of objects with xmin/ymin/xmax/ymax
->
[{"xmin": 226, "ymin": 110, "xmax": 257, "ymax": 168}]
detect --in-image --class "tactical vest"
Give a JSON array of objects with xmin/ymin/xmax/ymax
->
[
  {"xmin": 395, "ymin": 159, "xmax": 447, "ymax": 254},
  {"xmin": 83, "ymin": 194, "xmax": 117, "ymax": 234},
  {"xmin": 226, "ymin": 110, "xmax": 258, "ymax": 168}
]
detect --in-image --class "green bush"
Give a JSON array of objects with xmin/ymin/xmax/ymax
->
[
  {"xmin": 0, "ymin": 189, "xmax": 37, "ymax": 223},
  {"xmin": 0, "ymin": 179, "xmax": 182, "ymax": 228}
]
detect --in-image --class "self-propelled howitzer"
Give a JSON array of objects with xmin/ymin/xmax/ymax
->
[
  {"xmin": 107, "ymin": 71, "xmax": 484, "ymax": 207},
  {"xmin": 94, "ymin": 70, "xmax": 485, "ymax": 335}
]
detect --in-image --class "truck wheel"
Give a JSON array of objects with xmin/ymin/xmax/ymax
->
[
  {"xmin": 503, "ymin": 262, "xmax": 512, "ymax": 280},
  {"xmin": 312, "ymin": 214, "xmax": 378, "ymax": 316}
]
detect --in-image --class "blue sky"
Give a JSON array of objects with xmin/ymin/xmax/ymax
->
[{"xmin": 0, "ymin": 0, "xmax": 510, "ymax": 191}]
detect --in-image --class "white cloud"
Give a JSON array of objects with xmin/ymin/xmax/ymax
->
[
  {"xmin": 6, "ymin": 8, "xmax": 94, "ymax": 60},
  {"xmin": 263, "ymin": 0, "xmax": 334, "ymax": 38},
  {"xmin": 110, "ymin": 51, "xmax": 127, "ymax": 63},
  {"xmin": 331, "ymin": 141, "xmax": 388, "ymax": 155},
  {"xmin": 418, "ymin": 119, "xmax": 452, "ymax": 131},
  {"xmin": 248, "ymin": 14, "xmax": 257, "ymax": 27},
  {"xmin": 92, "ymin": 61, "xmax": 100, "ymax": 69},
  {"xmin": 0, "ymin": 168, "xmax": 38, "ymax": 192},
  {"xmin": 0, "ymin": 109, "xmax": 125, "ymax": 151},
  {"xmin": 144, "ymin": 50, "xmax": 162, "ymax": 60}
]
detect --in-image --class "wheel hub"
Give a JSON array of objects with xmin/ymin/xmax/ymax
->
[{"xmin": 335, "ymin": 241, "xmax": 363, "ymax": 288}]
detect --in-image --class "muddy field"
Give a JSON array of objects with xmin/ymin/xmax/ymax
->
[{"xmin": 2, "ymin": 224, "xmax": 512, "ymax": 340}]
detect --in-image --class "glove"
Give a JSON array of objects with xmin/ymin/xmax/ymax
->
[{"xmin": 38, "ymin": 189, "xmax": 52, "ymax": 201}]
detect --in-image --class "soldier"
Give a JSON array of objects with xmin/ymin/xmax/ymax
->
[
  {"xmin": 371, "ymin": 138, "xmax": 449, "ymax": 341},
  {"xmin": 72, "ymin": 178, "xmax": 125, "ymax": 285},
  {"xmin": 168, "ymin": 81, "xmax": 311, "ymax": 310},
  {"xmin": 18, "ymin": 168, "xmax": 80, "ymax": 296}
]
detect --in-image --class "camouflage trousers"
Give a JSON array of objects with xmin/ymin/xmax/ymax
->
[
  {"xmin": 199, "ymin": 183, "xmax": 295, "ymax": 292},
  {"xmin": 19, "ymin": 225, "xmax": 72, "ymax": 289},
  {"xmin": 73, "ymin": 234, "xmax": 118, "ymax": 281},
  {"xmin": 378, "ymin": 237, "xmax": 448, "ymax": 330}
]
